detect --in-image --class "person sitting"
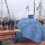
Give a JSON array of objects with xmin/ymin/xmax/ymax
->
[
  {"xmin": 13, "ymin": 18, "xmax": 45, "ymax": 44},
  {"xmin": 2, "ymin": 19, "xmax": 8, "ymax": 30}
]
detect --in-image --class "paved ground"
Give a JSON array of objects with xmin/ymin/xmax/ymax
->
[{"xmin": 2, "ymin": 40, "xmax": 13, "ymax": 45}]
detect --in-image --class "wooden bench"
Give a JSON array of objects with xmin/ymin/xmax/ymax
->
[
  {"xmin": 11, "ymin": 41, "xmax": 39, "ymax": 45},
  {"xmin": 11, "ymin": 41, "xmax": 45, "ymax": 45},
  {"xmin": 39, "ymin": 41, "xmax": 45, "ymax": 45},
  {"xmin": 0, "ymin": 29, "xmax": 20, "ymax": 45}
]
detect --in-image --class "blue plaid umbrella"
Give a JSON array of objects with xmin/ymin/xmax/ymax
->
[{"xmin": 13, "ymin": 18, "xmax": 45, "ymax": 43}]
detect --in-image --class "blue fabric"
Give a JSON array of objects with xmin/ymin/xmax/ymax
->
[
  {"xmin": 13, "ymin": 32, "xmax": 29, "ymax": 43},
  {"xmin": 13, "ymin": 18, "xmax": 45, "ymax": 43}
]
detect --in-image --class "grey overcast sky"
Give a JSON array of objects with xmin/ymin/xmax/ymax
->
[{"xmin": 0, "ymin": 0, "xmax": 45, "ymax": 19}]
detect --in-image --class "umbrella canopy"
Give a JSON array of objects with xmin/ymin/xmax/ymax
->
[{"xmin": 13, "ymin": 18, "xmax": 45, "ymax": 43}]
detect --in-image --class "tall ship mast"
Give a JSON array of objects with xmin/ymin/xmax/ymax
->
[
  {"xmin": 5, "ymin": 0, "xmax": 11, "ymax": 18},
  {"xmin": 25, "ymin": 0, "xmax": 35, "ymax": 18},
  {"xmin": 0, "ymin": 0, "xmax": 3, "ymax": 23},
  {"xmin": 36, "ymin": 0, "xmax": 44, "ymax": 24},
  {"xmin": 34, "ymin": 0, "xmax": 35, "ymax": 15},
  {"xmin": 38, "ymin": 0, "xmax": 42, "ymax": 21},
  {"xmin": 1, "ymin": 0, "xmax": 2, "ymax": 18}
]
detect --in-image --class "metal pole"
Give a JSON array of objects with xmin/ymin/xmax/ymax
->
[
  {"xmin": 1, "ymin": 0, "xmax": 2, "ymax": 18},
  {"xmin": 34, "ymin": 0, "xmax": 35, "ymax": 15},
  {"xmin": 5, "ymin": 0, "xmax": 11, "ymax": 18}
]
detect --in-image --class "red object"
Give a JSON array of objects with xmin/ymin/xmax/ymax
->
[
  {"xmin": 0, "ymin": 29, "xmax": 20, "ymax": 41},
  {"xmin": 0, "ymin": 29, "xmax": 20, "ymax": 35},
  {"xmin": 0, "ymin": 36, "xmax": 14, "ymax": 41},
  {"xmin": 0, "ymin": 29, "xmax": 20, "ymax": 45}
]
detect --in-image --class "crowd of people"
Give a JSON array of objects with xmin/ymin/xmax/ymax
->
[{"xmin": 0, "ymin": 17, "xmax": 19, "ymax": 30}]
